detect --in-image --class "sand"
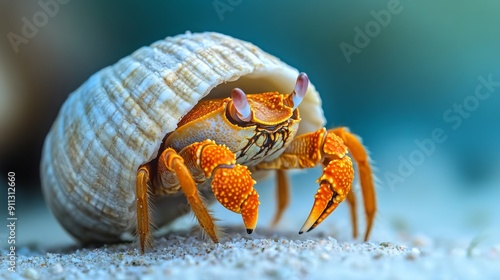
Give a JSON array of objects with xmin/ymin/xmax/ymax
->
[
  {"xmin": 2, "ymin": 224, "xmax": 499, "ymax": 280},
  {"xmin": 2, "ymin": 169, "xmax": 500, "ymax": 279}
]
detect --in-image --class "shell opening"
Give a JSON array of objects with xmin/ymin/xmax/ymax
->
[{"xmin": 205, "ymin": 71, "xmax": 298, "ymax": 100}]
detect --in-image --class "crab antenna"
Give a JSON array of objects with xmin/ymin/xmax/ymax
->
[
  {"xmin": 287, "ymin": 72, "xmax": 309, "ymax": 110},
  {"xmin": 230, "ymin": 88, "xmax": 252, "ymax": 121}
]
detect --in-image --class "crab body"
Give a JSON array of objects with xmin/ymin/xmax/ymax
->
[
  {"xmin": 135, "ymin": 73, "xmax": 376, "ymax": 253},
  {"xmin": 165, "ymin": 92, "xmax": 300, "ymax": 167}
]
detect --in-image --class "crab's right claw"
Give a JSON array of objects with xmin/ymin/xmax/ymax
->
[
  {"xmin": 212, "ymin": 164, "xmax": 260, "ymax": 233},
  {"xmin": 299, "ymin": 156, "xmax": 354, "ymax": 233}
]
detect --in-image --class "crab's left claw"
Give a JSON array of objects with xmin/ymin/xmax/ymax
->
[
  {"xmin": 212, "ymin": 164, "xmax": 260, "ymax": 233},
  {"xmin": 299, "ymin": 156, "xmax": 354, "ymax": 233}
]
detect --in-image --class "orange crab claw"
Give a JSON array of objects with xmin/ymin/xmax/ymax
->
[
  {"xmin": 212, "ymin": 165, "xmax": 259, "ymax": 233},
  {"xmin": 192, "ymin": 141, "xmax": 260, "ymax": 233},
  {"xmin": 158, "ymin": 140, "xmax": 261, "ymax": 236},
  {"xmin": 299, "ymin": 156, "xmax": 354, "ymax": 233}
]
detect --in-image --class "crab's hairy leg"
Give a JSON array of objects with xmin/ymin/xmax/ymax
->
[
  {"xmin": 270, "ymin": 170, "xmax": 290, "ymax": 227},
  {"xmin": 177, "ymin": 140, "xmax": 260, "ymax": 234},
  {"xmin": 256, "ymin": 128, "xmax": 355, "ymax": 235},
  {"xmin": 330, "ymin": 127, "xmax": 376, "ymax": 241},
  {"xmin": 136, "ymin": 165, "xmax": 153, "ymax": 254},
  {"xmin": 157, "ymin": 148, "xmax": 219, "ymax": 243},
  {"xmin": 346, "ymin": 190, "xmax": 358, "ymax": 239}
]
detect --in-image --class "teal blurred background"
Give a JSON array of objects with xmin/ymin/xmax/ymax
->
[{"xmin": 1, "ymin": 0, "xmax": 499, "ymax": 247}]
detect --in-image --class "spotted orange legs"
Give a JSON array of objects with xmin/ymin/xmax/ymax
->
[
  {"xmin": 136, "ymin": 140, "xmax": 259, "ymax": 253},
  {"xmin": 257, "ymin": 127, "xmax": 376, "ymax": 241}
]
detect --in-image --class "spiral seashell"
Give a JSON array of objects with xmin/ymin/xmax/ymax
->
[{"xmin": 41, "ymin": 31, "xmax": 325, "ymax": 244}]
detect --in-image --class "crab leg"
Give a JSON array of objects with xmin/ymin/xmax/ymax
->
[
  {"xmin": 270, "ymin": 170, "xmax": 290, "ymax": 227},
  {"xmin": 157, "ymin": 140, "xmax": 260, "ymax": 237},
  {"xmin": 345, "ymin": 190, "xmax": 358, "ymax": 238},
  {"xmin": 156, "ymin": 147, "xmax": 220, "ymax": 243},
  {"xmin": 136, "ymin": 165, "xmax": 153, "ymax": 253},
  {"xmin": 329, "ymin": 127, "xmax": 376, "ymax": 241},
  {"xmin": 256, "ymin": 127, "xmax": 373, "ymax": 238}
]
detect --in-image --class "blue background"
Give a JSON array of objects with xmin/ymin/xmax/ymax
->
[{"xmin": 1, "ymin": 0, "xmax": 499, "ymax": 247}]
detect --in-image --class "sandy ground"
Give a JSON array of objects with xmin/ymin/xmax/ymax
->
[
  {"xmin": 1, "ymin": 169, "xmax": 500, "ymax": 279},
  {"xmin": 1, "ymin": 226, "xmax": 499, "ymax": 280}
]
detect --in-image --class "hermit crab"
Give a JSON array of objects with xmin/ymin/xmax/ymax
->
[{"xmin": 41, "ymin": 32, "xmax": 376, "ymax": 253}]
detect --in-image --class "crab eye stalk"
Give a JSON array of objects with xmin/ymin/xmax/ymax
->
[
  {"xmin": 229, "ymin": 88, "xmax": 252, "ymax": 122},
  {"xmin": 287, "ymin": 72, "xmax": 308, "ymax": 110}
]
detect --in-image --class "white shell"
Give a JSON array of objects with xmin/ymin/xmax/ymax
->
[{"xmin": 41, "ymin": 32, "xmax": 325, "ymax": 243}]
